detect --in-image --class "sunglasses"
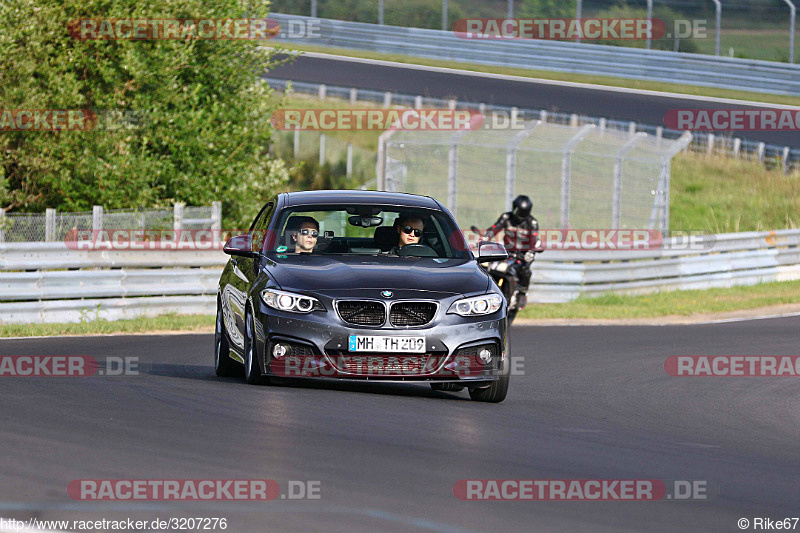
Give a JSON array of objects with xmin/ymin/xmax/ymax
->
[
  {"xmin": 298, "ymin": 229, "xmax": 319, "ymax": 237},
  {"xmin": 401, "ymin": 226, "xmax": 423, "ymax": 237}
]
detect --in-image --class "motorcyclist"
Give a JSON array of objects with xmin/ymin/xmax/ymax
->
[{"xmin": 483, "ymin": 195, "xmax": 543, "ymax": 308}]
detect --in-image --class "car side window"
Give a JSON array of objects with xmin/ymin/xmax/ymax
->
[{"xmin": 249, "ymin": 202, "xmax": 274, "ymax": 252}]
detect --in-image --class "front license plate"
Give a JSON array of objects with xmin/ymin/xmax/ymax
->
[{"xmin": 348, "ymin": 335, "xmax": 425, "ymax": 353}]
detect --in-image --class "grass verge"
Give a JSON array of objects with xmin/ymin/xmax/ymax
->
[
  {"xmin": 517, "ymin": 280, "xmax": 800, "ymax": 320},
  {"xmin": 0, "ymin": 313, "xmax": 214, "ymax": 338},
  {"xmin": 269, "ymin": 44, "xmax": 800, "ymax": 107}
]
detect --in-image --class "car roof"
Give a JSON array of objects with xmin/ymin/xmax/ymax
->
[{"xmin": 281, "ymin": 190, "xmax": 441, "ymax": 210}]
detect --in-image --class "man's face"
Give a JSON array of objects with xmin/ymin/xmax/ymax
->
[
  {"xmin": 293, "ymin": 222, "xmax": 318, "ymax": 253},
  {"xmin": 397, "ymin": 218, "xmax": 423, "ymax": 247}
]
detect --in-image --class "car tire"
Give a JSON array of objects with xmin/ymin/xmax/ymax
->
[
  {"xmin": 214, "ymin": 299, "xmax": 237, "ymax": 377},
  {"xmin": 468, "ymin": 368, "xmax": 509, "ymax": 403},
  {"xmin": 244, "ymin": 307, "xmax": 266, "ymax": 385},
  {"xmin": 430, "ymin": 383, "xmax": 465, "ymax": 392}
]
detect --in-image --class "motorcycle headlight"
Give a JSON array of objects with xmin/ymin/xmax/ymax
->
[
  {"xmin": 261, "ymin": 289, "xmax": 325, "ymax": 313},
  {"xmin": 448, "ymin": 294, "xmax": 503, "ymax": 317}
]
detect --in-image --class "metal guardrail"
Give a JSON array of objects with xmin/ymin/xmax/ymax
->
[
  {"xmin": 1, "ymin": 229, "xmax": 798, "ymax": 322},
  {"xmin": 530, "ymin": 229, "xmax": 800, "ymax": 303},
  {"xmin": 269, "ymin": 14, "xmax": 800, "ymax": 97}
]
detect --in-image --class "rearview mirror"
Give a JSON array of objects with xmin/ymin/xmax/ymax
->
[
  {"xmin": 348, "ymin": 215, "xmax": 384, "ymax": 227},
  {"xmin": 223, "ymin": 234, "xmax": 257, "ymax": 257},
  {"xmin": 476, "ymin": 241, "xmax": 508, "ymax": 263}
]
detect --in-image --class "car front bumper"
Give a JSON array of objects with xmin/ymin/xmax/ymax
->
[{"xmin": 252, "ymin": 300, "xmax": 508, "ymax": 383}]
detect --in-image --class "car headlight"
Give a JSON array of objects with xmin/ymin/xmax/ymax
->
[
  {"xmin": 448, "ymin": 294, "xmax": 503, "ymax": 316},
  {"xmin": 261, "ymin": 289, "xmax": 325, "ymax": 313}
]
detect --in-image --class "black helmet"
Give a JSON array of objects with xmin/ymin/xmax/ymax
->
[{"xmin": 511, "ymin": 195, "xmax": 532, "ymax": 222}]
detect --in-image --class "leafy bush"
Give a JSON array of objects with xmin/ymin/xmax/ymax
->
[{"xmin": 1, "ymin": 0, "xmax": 290, "ymax": 226}]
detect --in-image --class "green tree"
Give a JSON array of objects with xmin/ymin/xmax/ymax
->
[{"xmin": 0, "ymin": 0, "xmax": 290, "ymax": 226}]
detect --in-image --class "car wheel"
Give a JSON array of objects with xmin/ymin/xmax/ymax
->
[
  {"xmin": 214, "ymin": 299, "xmax": 237, "ymax": 377},
  {"xmin": 244, "ymin": 307, "xmax": 266, "ymax": 385},
  {"xmin": 468, "ymin": 368, "xmax": 509, "ymax": 403},
  {"xmin": 430, "ymin": 383, "xmax": 465, "ymax": 392}
]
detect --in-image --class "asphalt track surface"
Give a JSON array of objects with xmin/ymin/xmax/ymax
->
[
  {"xmin": 2, "ymin": 317, "xmax": 799, "ymax": 532},
  {"xmin": 267, "ymin": 54, "xmax": 800, "ymax": 149}
]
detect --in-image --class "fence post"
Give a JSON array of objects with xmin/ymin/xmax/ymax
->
[
  {"xmin": 656, "ymin": 126, "xmax": 663, "ymax": 148},
  {"xmin": 318, "ymin": 84, "xmax": 326, "ymax": 100},
  {"xmin": 598, "ymin": 117, "xmax": 606, "ymax": 135},
  {"xmin": 613, "ymin": 133, "xmax": 647, "ymax": 229},
  {"xmin": 507, "ymin": 0, "xmax": 513, "ymax": 18},
  {"xmin": 311, "ymin": 0, "xmax": 317, "ymax": 18},
  {"xmin": 319, "ymin": 133, "xmax": 326, "ymax": 166},
  {"xmin": 757, "ymin": 142, "xmax": 766, "ymax": 162},
  {"xmin": 211, "ymin": 201, "xmax": 222, "ymax": 232},
  {"xmin": 733, "ymin": 138, "xmax": 741, "ymax": 158},
  {"xmin": 570, "ymin": 114, "xmax": 578, "ymax": 127},
  {"xmin": 712, "ymin": 0, "xmax": 722, "ymax": 56},
  {"xmin": 45, "ymin": 208, "xmax": 56, "ymax": 242},
  {"xmin": 415, "ymin": 96, "xmax": 423, "ymax": 109},
  {"xmin": 628, "ymin": 121, "xmax": 637, "ymax": 137},
  {"xmin": 575, "ymin": 0, "xmax": 582, "ymax": 42},
  {"xmin": 383, "ymin": 92, "xmax": 392, "ymax": 108},
  {"xmin": 379, "ymin": 0, "xmax": 384, "ymax": 25},
  {"xmin": 783, "ymin": 146, "xmax": 791, "ymax": 174},
  {"xmin": 442, "ymin": 0, "xmax": 448, "ymax": 31},
  {"xmin": 346, "ymin": 143, "xmax": 353, "ymax": 178},
  {"xmin": 784, "ymin": 0, "xmax": 796, "ymax": 63},
  {"xmin": 293, "ymin": 127, "xmax": 300, "ymax": 157},
  {"xmin": 506, "ymin": 120, "xmax": 541, "ymax": 212},
  {"xmin": 173, "ymin": 203, "xmax": 184, "ymax": 233},
  {"xmin": 448, "ymin": 99, "xmax": 457, "ymax": 110},
  {"xmin": 350, "ymin": 87, "xmax": 358, "ymax": 104},
  {"xmin": 646, "ymin": 0, "xmax": 653, "ymax": 49},
  {"xmin": 0, "ymin": 209, "xmax": 5, "ymax": 243},
  {"xmin": 92, "ymin": 205, "xmax": 103, "ymax": 233},
  {"xmin": 707, "ymin": 133, "xmax": 715, "ymax": 156},
  {"xmin": 539, "ymin": 110, "xmax": 548, "ymax": 123}
]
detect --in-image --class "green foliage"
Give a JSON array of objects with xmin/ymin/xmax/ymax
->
[
  {"xmin": 517, "ymin": 0, "xmax": 573, "ymax": 18},
  {"xmin": 589, "ymin": 2, "xmax": 698, "ymax": 53},
  {"xmin": 0, "ymin": 0, "xmax": 290, "ymax": 226}
]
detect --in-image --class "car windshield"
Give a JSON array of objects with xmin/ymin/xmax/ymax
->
[{"xmin": 268, "ymin": 205, "xmax": 470, "ymax": 259}]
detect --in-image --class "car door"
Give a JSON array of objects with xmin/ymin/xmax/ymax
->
[{"xmin": 224, "ymin": 201, "xmax": 274, "ymax": 353}]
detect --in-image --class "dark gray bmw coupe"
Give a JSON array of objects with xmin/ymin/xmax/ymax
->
[{"xmin": 214, "ymin": 190, "xmax": 511, "ymax": 402}]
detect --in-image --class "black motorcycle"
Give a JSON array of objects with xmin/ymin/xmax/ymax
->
[{"xmin": 471, "ymin": 225, "xmax": 537, "ymax": 324}]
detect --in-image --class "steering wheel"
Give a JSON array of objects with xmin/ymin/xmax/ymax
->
[{"xmin": 397, "ymin": 243, "xmax": 438, "ymax": 257}]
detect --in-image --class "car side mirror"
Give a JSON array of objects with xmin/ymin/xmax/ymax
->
[
  {"xmin": 476, "ymin": 241, "xmax": 508, "ymax": 263},
  {"xmin": 223, "ymin": 234, "xmax": 257, "ymax": 258}
]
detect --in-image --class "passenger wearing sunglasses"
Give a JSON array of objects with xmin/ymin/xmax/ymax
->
[
  {"xmin": 389, "ymin": 216, "xmax": 424, "ymax": 255},
  {"xmin": 291, "ymin": 217, "xmax": 320, "ymax": 254}
]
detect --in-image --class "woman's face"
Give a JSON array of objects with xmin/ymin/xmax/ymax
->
[{"xmin": 397, "ymin": 218, "xmax": 424, "ymax": 247}]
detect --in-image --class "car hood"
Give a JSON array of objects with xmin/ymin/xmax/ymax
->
[{"xmin": 264, "ymin": 254, "xmax": 489, "ymax": 296}]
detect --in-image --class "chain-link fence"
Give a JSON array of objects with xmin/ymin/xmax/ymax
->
[
  {"xmin": 378, "ymin": 119, "xmax": 691, "ymax": 232},
  {"xmin": 272, "ymin": 129, "xmax": 379, "ymax": 189},
  {"xmin": 0, "ymin": 204, "xmax": 221, "ymax": 243}
]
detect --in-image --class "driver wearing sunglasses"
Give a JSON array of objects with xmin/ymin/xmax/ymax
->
[
  {"xmin": 292, "ymin": 218, "xmax": 320, "ymax": 254},
  {"xmin": 389, "ymin": 216, "xmax": 424, "ymax": 255}
]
